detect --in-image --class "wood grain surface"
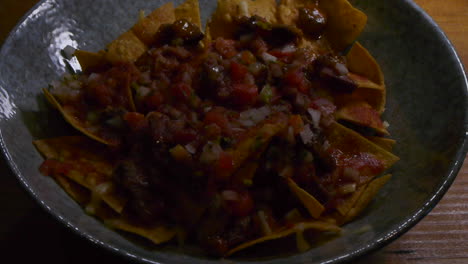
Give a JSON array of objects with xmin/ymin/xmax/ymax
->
[{"xmin": 0, "ymin": 0, "xmax": 467, "ymax": 263}]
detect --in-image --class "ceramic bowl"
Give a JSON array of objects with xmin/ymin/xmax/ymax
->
[{"xmin": 0, "ymin": 0, "xmax": 467, "ymax": 263}]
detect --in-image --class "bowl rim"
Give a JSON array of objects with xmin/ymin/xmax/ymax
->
[{"xmin": 0, "ymin": 0, "xmax": 467, "ymax": 263}]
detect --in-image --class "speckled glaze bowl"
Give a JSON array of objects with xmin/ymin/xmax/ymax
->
[{"xmin": 0, "ymin": 0, "xmax": 467, "ymax": 263}]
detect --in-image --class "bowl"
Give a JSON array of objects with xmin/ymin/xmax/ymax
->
[{"xmin": 0, "ymin": 0, "xmax": 467, "ymax": 263}]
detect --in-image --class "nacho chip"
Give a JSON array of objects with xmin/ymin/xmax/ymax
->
[
  {"xmin": 105, "ymin": 30, "xmax": 148, "ymax": 64},
  {"xmin": 226, "ymin": 221, "xmax": 341, "ymax": 256},
  {"xmin": 346, "ymin": 42, "xmax": 386, "ymax": 113},
  {"xmin": 105, "ymin": 219, "xmax": 176, "ymax": 245},
  {"xmin": 346, "ymin": 42, "xmax": 384, "ymax": 85},
  {"xmin": 342, "ymin": 174, "xmax": 392, "ymax": 223},
  {"xmin": 54, "ymin": 174, "xmax": 91, "ymax": 206},
  {"xmin": 325, "ymin": 122, "xmax": 399, "ymax": 171},
  {"xmin": 277, "ymin": 0, "xmax": 367, "ymax": 51},
  {"xmin": 336, "ymin": 182, "xmax": 368, "ymax": 216},
  {"xmin": 318, "ymin": 0, "xmax": 367, "ymax": 52},
  {"xmin": 74, "ymin": 50, "xmax": 107, "ymax": 73},
  {"xmin": 132, "ymin": 2, "xmax": 176, "ymax": 46},
  {"xmin": 365, "ymin": 136, "xmax": 395, "ymax": 152},
  {"xmin": 286, "ymin": 178, "xmax": 325, "ymax": 218},
  {"xmin": 33, "ymin": 136, "xmax": 126, "ymax": 213},
  {"xmin": 209, "ymin": 0, "xmax": 278, "ymax": 39},
  {"xmin": 43, "ymin": 89, "xmax": 121, "ymax": 146},
  {"xmin": 175, "ymin": 0, "xmax": 202, "ymax": 28},
  {"xmin": 336, "ymin": 101, "xmax": 389, "ymax": 135},
  {"xmin": 222, "ymin": 116, "xmax": 287, "ymax": 179}
]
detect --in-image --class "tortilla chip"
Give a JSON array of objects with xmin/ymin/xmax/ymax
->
[
  {"xmin": 43, "ymin": 89, "xmax": 120, "ymax": 146},
  {"xmin": 365, "ymin": 136, "xmax": 395, "ymax": 152},
  {"xmin": 336, "ymin": 101, "xmax": 389, "ymax": 135},
  {"xmin": 286, "ymin": 178, "xmax": 325, "ymax": 218},
  {"xmin": 33, "ymin": 136, "xmax": 127, "ymax": 213},
  {"xmin": 226, "ymin": 221, "xmax": 341, "ymax": 256},
  {"xmin": 318, "ymin": 0, "xmax": 367, "ymax": 52},
  {"xmin": 54, "ymin": 174, "xmax": 91, "ymax": 206},
  {"xmin": 277, "ymin": 0, "xmax": 366, "ymax": 51},
  {"xmin": 222, "ymin": 115, "xmax": 287, "ymax": 179},
  {"xmin": 175, "ymin": 0, "xmax": 202, "ymax": 28},
  {"xmin": 346, "ymin": 42, "xmax": 384, "ymax": 85},
  {"xmin": 342, "ymin": 174, "xmax": 392, "ymax": 223},
  {"xmin": 325, "ymin": 122, "xmax": 399, "ymax": 171},
  {"xmin": 346, "ymin": 42, "xmax": 386, "ymax": 113},
  {"xmin": 105, "ymin": 219, "xmax": 176, "ymax": 245},
  {"xmin": 209, "ymin": 0, "xmax": 278, "ymax": 39},
  {"xmin": 105, "ymin": 31, "xmax": 148, "ymax": 64},
  {"xmin": 333, "ymin": 85, "xmax": 385, "ymax": 114},
  {"xmin": 132, "ymin": 2, "xmax": 176, "ymax": 46},
  {"xmin": 73, "ymin": 50, "xmax": 107, "ymax": 73},
  {"xmin": 336, "ymin": 183, "xmax": 368, "ymax": 216}
]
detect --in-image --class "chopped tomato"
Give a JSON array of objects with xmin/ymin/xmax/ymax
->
[
  {"xmin": 144, "ymin": 92, "xmax": 164, "ymax": 110},
  {"xmin": 225, "ymin": 190, "xmax": 254, "ymax": 217},
  {"xmin": 268, "ymin": 50, "xmax": 294, "ymax": 63},
  {"xmin": 310, "ymin": 97, "xmax": 336, "ymax": 116},
  {"xmin": 123, "ymin": 112, "xmax": 147, "ymax": 131},
  {"xmin": 232, "ymin": 83, "xmax": 258, "ymax": 106},
  {"xmin": 90, "ymin": 83, "xmax": 113, "ymax": 106},
  {"xmin": 215, "ymin": 38, "xmax": 237, "ymax": 58},
  {"xmin": 204, "ymin": 110, "xmax": 229, "ymax": 131},
  {"xmin": 173, "ymin": 129, "xmax": 197, "ymax": 144},
  {"xmin": 284, "ymin": 69, "xmax": 309, "ymax": 93},
  {"xmin": 217, "ymin": 151, "xmax": 234, "ymax": 171},
  {"xmin": 172, "ymin": 83, "xmax": 193, "ymax": 101},
  {"xmin": 230, "ymin": 61, "xmax": 248, "ymax": 82},
  {"xmin": 289, "ymin": 115, "xmax": 304, "ymax": 134}
]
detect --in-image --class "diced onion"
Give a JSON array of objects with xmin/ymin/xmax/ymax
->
[
  {"xmin": 184, "ymin": 143, "xmax": 197, "ymax": 154},
  {"xmin": 94, "ymin": 182, "xmax": 113, "ymax": 195},
  {"xmin": 334, "ymin": 62, "xmax": 349, "ymax": 75},
  {"xmin": 307, "ymin": 108, "xmax": 321, "ymax": 128},
  {"xmin": 200, "ymin": 141, "xmax": 222, "ymax": 164},
  {"xmin": 239, "ymin": 106, "xmax": 271, "ymax": 127},
  {"xmin": 343, "ymin": 167, "xmax": 360, "ymax": 182},
  {"xmin": 338, "ymin": 183, "xmax": 357, "ymax": 195},
  {"xmin": 258, "ymin": 210, "xmax": 272, "ymax": 235},
  {"xmin": 281, "ymin": 44, "xmax": 296, "ymax": 53},
  {"xmin": 383, "ymin": 121, "xmax": 390, "ymax": 129},
  {"xmin": 261, "ymin": 52, "xmax": 278, "ymax": 62},
  {"xmin": 221, "ymin": 190, "xmax": 239, "ymax": 201},
  {"xmin": 300, "ymin": 124, "xmax": 314, "ymax": 144}
]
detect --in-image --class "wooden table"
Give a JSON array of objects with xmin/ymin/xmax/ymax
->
[{"xmin": 0, "ymin": 0, "xmax": 467, "ymax": 263}]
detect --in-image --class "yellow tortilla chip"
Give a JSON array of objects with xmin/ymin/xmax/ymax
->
[
  {"xmin": 343, "ymin": 174, "xmax": 392, "ymax": 223},
  {"xmin": 226, "ymin": 221, "xmax": 341, "ymax": 256},
  {"xmin": 105, "ymin": 219, "xmax": 176, "ymax": 245},
  {"xmin": 74, "ymin": 50, "xmax": 107, "ymax": 72},
  {"xmin": 175, "ymin": 0, "xmax": 202, "ymax": 28},
  {"xmin": 325, "ymin": 122, "xmax": 399, "ymax": 171},
  {"xmin": 105, "ymin": 30, "xmax": 148, "ymax": 64},
  {"xmin": 286, "ymin": 178, "xmax": 324, "ymax": 218},
  {"xmin": 43, "ymin": 89, "xmax": 120, "ymax": 146},
  {"xmin": 336, "ymin": 183, "xmax": 368, "ymax": 216},
  {"xmin": 365, "ymin": 136, "xmax": 395, "ymax": 152},
  {"xmin": 277, "ymin": 0, "xmax": 367, "ymax": 51},
  {"xmin": 132, "ymin": 2, "xmax": 176, "ymax": 46},
  {"xmin": 222, "ymin": 116, "xmax": 287, "ymax": 179},
  {"xmin": 209, "ymin": 0, "xmax": 278, "ymax": 39},
  {"xmin": 346, "ymin": 42, "xmax": 386, "ymax": 113},
  {"xmin": 54, "ymin": 174, "xmax": 91, "ymax": 206},
  {"xmin": 336, "ymin": 101, "xmax": 389, "ymax": 135},
  {"xmin": 319, "ymin": 0, "xmax": 367, "ymax": 52},
  {"xmin": 33, "ymin": 136, "xmax": 127, "ymax": 213},
  {"xmin": 346, "ymin": 42, "xmax": 384, "ymax": 85}
]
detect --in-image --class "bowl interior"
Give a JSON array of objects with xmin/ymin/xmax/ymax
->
[{"xmin": 0, "ymin": 0, "xmax": 466, "ymax": 263}]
